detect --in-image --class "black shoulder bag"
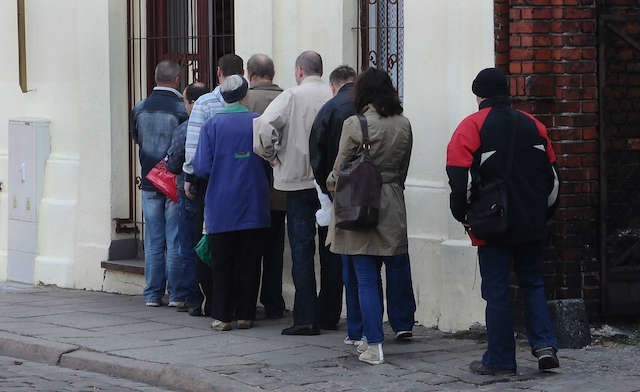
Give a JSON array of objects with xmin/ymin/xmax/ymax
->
[
  {"xmin": 466, "ymin": 113, "xmax": 516, "ymax": 241},
  {"xmin": 334, "ymin": 114, "xmax": 383, "ymax": 231}
]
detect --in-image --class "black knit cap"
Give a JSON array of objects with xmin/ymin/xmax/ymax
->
[
  {"xmin": 220, "ymin": 75, "xmax": 249, "ymax": 103},
  {"xmin": 472, "ymin": 68, "xmax": 509, "ymax": 98}
]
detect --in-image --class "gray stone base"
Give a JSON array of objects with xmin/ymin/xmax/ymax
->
[{"xmin": 548, "ymin": 299, "xmax": 592, "ymax": 349}]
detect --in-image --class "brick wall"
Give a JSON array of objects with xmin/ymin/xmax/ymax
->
[{"xmin": 495, "ymin": 0, "xmax": 640, "ymax": 318}]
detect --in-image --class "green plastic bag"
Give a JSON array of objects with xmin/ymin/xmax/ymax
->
[{"xmin": 194, "ymin": 235, "xmax": 211, "ymax": 266}]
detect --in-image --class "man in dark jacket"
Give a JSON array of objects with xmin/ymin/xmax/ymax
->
[
  {"xmin": 308, "ymin": 65, "xmax": 356, "ymax": 329},
  {"xmin": 166, "ymin": 82, "xmax": 209, "ymax": 314},
  {"xmin": 446, "ymin": 68, "xmax": 560, "ymax": 375},
  {"xmin": 131, "ymin": 60, "xmax": 187, "ymax": 307},
  {"xmin": 245, "ymin": 54, "xmax": 287, "ymax": 319}
]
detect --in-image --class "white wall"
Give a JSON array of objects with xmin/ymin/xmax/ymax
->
[
  {"xmin": 236, "ymin": 0, "xmax": 497, "ymax": 331},
  {"xmin": 0, "ymin": 0, "xmax": 128, "ymax": 289},
  {"xmin": 235, "ymin": 0, "xmax": 358, "ymax": 89},
  {"xmin": 403, "ymin": 0, "xmax": 496, "ymax": 331}
]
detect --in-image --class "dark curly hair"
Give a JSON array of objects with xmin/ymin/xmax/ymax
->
[{"xmin": 354, "ymin": 67, "xmax": 403, "ymax": 117}]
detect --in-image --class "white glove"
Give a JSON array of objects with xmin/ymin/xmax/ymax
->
[{"xmin": 314, "ymin": 181, "xmax": 333, "ymax": 227}]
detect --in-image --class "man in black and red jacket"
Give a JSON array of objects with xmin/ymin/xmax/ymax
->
[{"xmin": 446, "ymin": 68, "xmax": 560, "ymax": 376}]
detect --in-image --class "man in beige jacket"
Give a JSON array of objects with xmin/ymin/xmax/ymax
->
[
  {"xmin": 245, "ymin": 54, "xmax": 287, "ymax": 320},
  {"xmin": 253, "ymin": 50, "xmax": 332, "ymax": 335}
]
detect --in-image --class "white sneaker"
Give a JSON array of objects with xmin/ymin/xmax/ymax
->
[
  {"xmin": 358, "ymin": 343, "xmax": 384, "ymax": 365},
  {"xmin": 355, "ymin": 340, "xmax": 368, "ymax": 354},
  {"xmin": 211, "ymin": 319, "xmax": 232, "ymax": 331},
  {"xmin": 145, "ymin": 301, "xmax": 160, "ymax": 307},
  {"xmin": 344, "ymin": 336, "xmax": 367, "ymax": 352},
  {"xmin": 168, "ymin": 301, "xmax": 184, "ymax": 308}
]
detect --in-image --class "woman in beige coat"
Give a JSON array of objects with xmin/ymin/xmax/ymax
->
[{"xmin": 327, "ymin": 68, "xmax": 416, "ymax": 365}]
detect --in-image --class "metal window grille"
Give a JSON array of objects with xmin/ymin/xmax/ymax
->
[
  {"xmin": 357, "ymin": 0, "xmax": 404, "ymax": 99},
  {"xmin": 120, "ymin": 0, "xmax": 233, "ymax": 234}
]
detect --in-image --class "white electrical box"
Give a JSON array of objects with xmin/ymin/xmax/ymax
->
[{"xmin": 8, "ymin": 117, "xmax": 50, "ymax": 283}]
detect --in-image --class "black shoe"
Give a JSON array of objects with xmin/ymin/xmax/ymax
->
[
  {"xmin": 265, "ymin": 310, "xmax": 284, "ymax": 319},
  {"xmin": 395, "ymin": 331, "xmax": 413, "ymax": 341},
  {"xmin": 176, "ymin": 303, "xmax": 190, "ymax": 312},
  {"xmin": 469, "ymin": 361, "xmax": 516, "ymax": 376},
  {"xmin": 188, "ymin": 307, "xmax": 203, "ymax": 317},
  {"xmin": 317, "ymin": 322, "xmax": 338, "ymax": 330},
  {"xmin": 534, "ymin": 347, "xmax": 560, "ymax": 371},
  {"xmin": 281, "ymin": 324, "xmax": 320, "ymax": 336}
]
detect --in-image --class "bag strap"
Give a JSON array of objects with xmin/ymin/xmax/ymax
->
[
  {"xmin": 357, "ymin": 114, "xmax": 371, "ymax": 156},
  {"xmin": 504, "ymin": 110, "xmax": 517, "ymax": 178}
]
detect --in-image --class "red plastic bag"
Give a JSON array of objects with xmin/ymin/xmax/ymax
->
[{"xmin": 146, "ymin": 159, "xmax": 178, "ymax": 202}]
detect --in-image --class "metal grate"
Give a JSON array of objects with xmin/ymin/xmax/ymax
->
[
  {"xmin": 357, "ymin": 0, "xmax": 404, "ymax": 99},
  {"xmin": 120, "ymin": 0, "xmax": 234, "ymax": 235}
]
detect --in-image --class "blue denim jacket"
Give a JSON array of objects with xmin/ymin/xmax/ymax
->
[{"xmin": 131, "ymin": 88, "xmax": 188, "ymax": 191}]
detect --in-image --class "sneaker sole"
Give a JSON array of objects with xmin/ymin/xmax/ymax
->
[
  {"xmin": 358, "ymin": 357, "xmax": 384, "ymax": 365},
  {"xmin": 395, "ymin": 331, "xmax": 413, "ymax": 341},
  {"xmin": 538, "ymin": 355, "xmax": 560, "ymax": 370}
]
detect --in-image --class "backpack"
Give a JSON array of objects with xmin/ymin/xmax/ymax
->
[{"xmin": 334, "ymin": 114, "xmax": 383, "ymax": 231}]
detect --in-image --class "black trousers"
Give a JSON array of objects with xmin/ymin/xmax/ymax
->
[
  {"xmin": 260, "ymin": 210, "xmax": 286, "ymax": 316},
  {"xmin": 317, "ymin": 226, "xmax": 343, "ymax": 327},
  {"xmin": 209, "ymin": 228, "xmax": 268, "ymax": 322}
]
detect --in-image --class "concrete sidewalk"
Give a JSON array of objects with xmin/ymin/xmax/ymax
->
[{"xmin": 1, "ymin": 282, "xmax": 639, "ymax": 392}]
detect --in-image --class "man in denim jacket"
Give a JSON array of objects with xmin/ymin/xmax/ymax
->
[{"xmin": 131, "ymin": 60, "xmax": 187, "ymax": 307}]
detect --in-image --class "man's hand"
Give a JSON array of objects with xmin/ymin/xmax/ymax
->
[
  {"xmin": 269, "ymin": 157, "xmax": 280, "ymax": 167},
  {"xmin": 184, "ymin": 181, "xmax": 195, "ymax": 200}
]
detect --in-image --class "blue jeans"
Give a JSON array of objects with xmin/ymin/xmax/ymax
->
[
  {"xmin": 346, "ymin": 254, "xmax": 417, "ymax": 344},
  {"xmin": 177, "ymin": 192, "xmax": 203, "ymax": 306},
  {"xmin": 478, "ymin": 241, "xmax": 558, "ymax": 370},
  {"xmin": 286, "ymin": 189, "xmax": 319, "ymax": 326},
  {"xmin": 142, "ymin": 190, "xmax": 180, "ymax": 303}
]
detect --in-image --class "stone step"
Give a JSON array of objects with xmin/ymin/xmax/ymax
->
[{"xmin": 100, "ymin": 259, "xmax": 144, "ymax": 275}]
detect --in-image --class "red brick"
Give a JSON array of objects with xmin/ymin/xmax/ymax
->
[
  {"xmin": 564, "ymin": 8, "xmax": 596, "ymax": 19},
  {"xmin": 582, "ymin": 127, "xmax": 599, "ymax": 139}
]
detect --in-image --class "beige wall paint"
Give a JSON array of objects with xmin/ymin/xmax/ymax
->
[
  {"xmin": 0, "ymin": 0, "xmax": 129, "ymax": 289},
  {"xmin": 236, "ymin": 0, "xmax": 496, "ymax": 331},
  {"xmin": 402, "ymin": 0, "xmax": 495, "ymax": 331},
  {"xmin": 235, "ymin": 0, "xmax": 358, "ymax": 89}
]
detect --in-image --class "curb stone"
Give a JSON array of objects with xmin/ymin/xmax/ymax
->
[
  {"xmin": 0, "ymin": 331, "xmax": 78, "ymax": 364},
  {"xmin": 60, "ymin": 350, "xmax": 257, "ymax": 392},
  {"xmin": 0, "ymin": 331, "xmax": 256, "ymax": 392}
]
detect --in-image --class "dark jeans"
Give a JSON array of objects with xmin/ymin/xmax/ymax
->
[
  {"xmin": 317, "ymin": 226, "xmax": 343, "ymax": 327},
  {"xmin": 286, "ymin": 189, "xmax": 319, "ymax": 326},
  {"xmin": 478, "ymin": 241, "xmax": 558, "ymax": 370},
  {"xmin": 209, "ymin": 228, "xmax": 268, "ymax": 322},
  {"xmin": 178, "ymin": 191, "xmax": 212, "ymax": 311},
  {"xmin": 260, "ymin": 210, "xmax": 286, "ymax": 317}
]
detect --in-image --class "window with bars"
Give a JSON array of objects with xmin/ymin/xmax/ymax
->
[
  {"xmin": 358, "ymin": 0, "xmax": 404, "ymax": 99},
  {"xmin": 120, "ymin": 0, "xmax": 234, "ymax": 233}
]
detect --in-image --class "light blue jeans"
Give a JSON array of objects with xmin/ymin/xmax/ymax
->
[{"xmin": 142, "ymin": 190, "xmax": 180, "ymax": 303}]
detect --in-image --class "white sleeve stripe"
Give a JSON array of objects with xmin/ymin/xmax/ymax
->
[{"xmin": 548, "ymin": 166, "xmax": 559, "ymax": 206}]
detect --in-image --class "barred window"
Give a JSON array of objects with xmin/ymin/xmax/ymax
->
[
  {"xmin": 121, "ymin": 0, "xmax": 234, "ymax": 235},
  {"xmin": 358, "ymin": 0, "xmax": 404, "ymax": 99}
]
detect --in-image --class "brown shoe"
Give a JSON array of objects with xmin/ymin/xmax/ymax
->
[{"xmin": 237, "ymin": 320, "xmax": 253, "ymax": 329}]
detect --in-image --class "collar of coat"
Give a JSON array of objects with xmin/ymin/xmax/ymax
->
[
  {"xmin": 478, "ymin": 95, "xmax": 511, "ymax": 110},
  {"xmin": 219, "ymin": 103, "xmax": 250, "ymax": 114},
  {"xmin": 250, "ymin": 83, "xmax": 283, "ymax": 92}
]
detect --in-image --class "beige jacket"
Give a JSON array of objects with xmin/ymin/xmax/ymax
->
[
  {"xmin": 327, "ymin": 105, "xmax": 413, "ymax": 256},
  {"xmin": 246, "ymin": 83, "xmax": 287, "ymax": 211},
  {"xmin": 253, "ymin": 75, "xmax": 332, "ymax": 191}
]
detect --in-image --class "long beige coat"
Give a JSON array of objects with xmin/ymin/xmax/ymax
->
[{"xmin": 327, "ymin": 105, "xmax": 412, "ymax": 256}]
